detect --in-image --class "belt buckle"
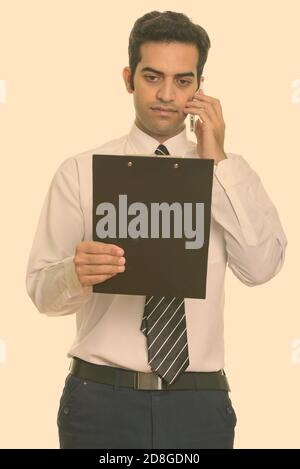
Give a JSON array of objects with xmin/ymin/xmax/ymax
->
[{"xmin": 135, "ymin": 371, "xmax": 163, "ymax": 390}]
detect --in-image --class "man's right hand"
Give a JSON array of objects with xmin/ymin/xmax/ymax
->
[{"xmin": 74, "ymin": 241, "xmax": 126, "ymax": 288}]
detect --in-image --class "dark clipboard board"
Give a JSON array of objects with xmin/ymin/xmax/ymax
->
[{"xmin": 92, "ymin": 154, "xmax": 214, "ymax": 299}]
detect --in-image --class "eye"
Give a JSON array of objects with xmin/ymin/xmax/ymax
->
[
  {"xmin": 178, "ymin": 79, "xmax": 191, "ymax": 86},
  {"xmin": 145, "ymin": 75, "xmax": 159, "ymax": 82},
  {"xmin": 144, "ymin": 75, "xmax": 191, "ymax": 86}
]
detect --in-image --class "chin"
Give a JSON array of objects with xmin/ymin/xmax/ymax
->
[
  {"xmin": 151, "ymin": 119, "xmax": 183, "ymax": 131},
  {"xmin": 137, "ymin": 115, "xmax": 184, "ymax": 137}
]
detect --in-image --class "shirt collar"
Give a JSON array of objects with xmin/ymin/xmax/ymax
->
[{"xmin": 127, "ymin": 121, "xmax": 189, "ymax": 156}]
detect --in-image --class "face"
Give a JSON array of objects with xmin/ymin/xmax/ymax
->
[{"xmin": 123, "ymin": 41, "xmax": 201, "ymax": 143}]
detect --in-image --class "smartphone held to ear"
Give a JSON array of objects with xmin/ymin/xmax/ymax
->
[
  {"xmin": 189, "ymin": 79, "xmax": 204, "ymax": 133},
  {"xmin": 190, "ymin": 114, "xmax": 196, "ymax": 133}
]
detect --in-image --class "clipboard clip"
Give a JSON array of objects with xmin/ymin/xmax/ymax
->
[{"xmin": 127, "ymin": 160, "xmax": 180, "ymax": 169}]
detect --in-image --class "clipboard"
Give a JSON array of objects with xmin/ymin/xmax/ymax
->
[{"xmin": 92, "ymin": 154, "xmax": 214, "ymax": 299}]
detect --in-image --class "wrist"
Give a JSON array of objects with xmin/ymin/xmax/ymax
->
[{"xmin": 214, "ymin": 151, "xmax": 227, "ymax": 165}]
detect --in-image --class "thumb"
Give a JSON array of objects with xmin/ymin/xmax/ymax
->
[{"xmin": 195, "ymin": 117, "xmax": 203, "ymax": 136}]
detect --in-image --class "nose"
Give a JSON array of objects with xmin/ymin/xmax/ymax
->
[{"xmin": 156, "ymin": 79, "xmax": 176, "ymax": 103}]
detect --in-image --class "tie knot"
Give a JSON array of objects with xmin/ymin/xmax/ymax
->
[{"xmin": 155, "ymin": 144, "xmax": 170, "ymax": 156}]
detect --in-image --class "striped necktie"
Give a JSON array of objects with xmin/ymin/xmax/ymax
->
[{"xmin": 140, "ymin": 143, "xmax": 190, "ymax": 385}]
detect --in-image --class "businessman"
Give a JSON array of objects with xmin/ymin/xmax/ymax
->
[{"xmin": 26, "ymin": 10, "xmax": 287, "ymax": 449}]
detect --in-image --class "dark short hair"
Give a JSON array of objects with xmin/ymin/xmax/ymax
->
[{"xmin": 128, "ymin": 11, "xmax": 211, "ymax": 91}]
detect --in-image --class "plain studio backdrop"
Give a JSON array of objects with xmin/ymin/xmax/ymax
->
[{"xmin": 0, "ymin": 0, "xmax": 299, "ymax": 448}]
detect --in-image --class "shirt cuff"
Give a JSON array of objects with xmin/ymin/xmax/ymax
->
[
  {"xmin": 63, "ymin": 256, "xmax": 92, "ymax": 297},
  {"xmin": 213, "ymin": 152, "xmax": 252, "ymax": 189}
]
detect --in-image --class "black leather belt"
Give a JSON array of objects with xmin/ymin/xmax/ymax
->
[{"xmin": 69, "ymin": 357, "xmax": 231, "ymax": 391}]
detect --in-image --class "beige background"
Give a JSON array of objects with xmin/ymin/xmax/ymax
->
[{"xmin": 0, "ymin": 0, "xmax": 299, "ymax": 448}]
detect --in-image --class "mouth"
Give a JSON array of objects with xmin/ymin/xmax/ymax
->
[{"xmin": 150, "ymin": 106, "xmax": 178, "ymax": 115}]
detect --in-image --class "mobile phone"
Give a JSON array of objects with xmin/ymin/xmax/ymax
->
[
  {"xmin": 189, "ymin": 109, "xmax": 196, "ymax": 133},
  {"xmin": 189, "ymin": 79, "xmax": 204, "ymax": 132}
]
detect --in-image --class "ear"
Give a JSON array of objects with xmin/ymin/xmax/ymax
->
[{"xmin": 122, "ymin": 67, "xmax": 134, "ymax": 94}]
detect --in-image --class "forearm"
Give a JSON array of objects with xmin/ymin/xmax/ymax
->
[
  {"xmin": 26, "ymin": 156, "xmax": 92, "ymax": 316},
  {"xmin": 26, "ymin": 256, "xmax": 92, "ymax": 316},
  {"xmin": 211, "ymin": 153, "xmax": 287, "ymax": 286}
]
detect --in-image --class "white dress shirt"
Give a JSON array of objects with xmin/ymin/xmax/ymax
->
[{"xmin": 25, "ymin": 122, "xmax": 287, "ymax": 372}]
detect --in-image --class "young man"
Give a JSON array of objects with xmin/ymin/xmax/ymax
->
[{"xmin": 26, "ymin": 11, "xmax": 287, "ymax": 449}]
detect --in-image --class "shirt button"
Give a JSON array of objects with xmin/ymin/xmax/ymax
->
[
  {"xmin": 63, "ymin": 407, "xmax": 70, "ymax": 415},
  {"xmin": 226, "ymin": 406, "xmax": 233, "ymax": 414}
]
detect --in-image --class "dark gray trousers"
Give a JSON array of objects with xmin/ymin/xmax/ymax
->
[{"xmin": 57, "ymin": 372, "xmax": 237, "ymax": 449}]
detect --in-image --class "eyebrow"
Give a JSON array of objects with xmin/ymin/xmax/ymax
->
[{"xmin": 141, "ymin": 67, "xmax": 195, "ymax": 79}]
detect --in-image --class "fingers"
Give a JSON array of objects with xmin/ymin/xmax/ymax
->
[
  {"xmin": 185, "ymin": 91, "xmax": 224, "ymax": 123},
  {"xmin": 80, "ymin": 272, "xmax": 120, "ymax": 287},
  {"xmin": 74, "ymin": 241, "xmax": 126, "ymax": 287},
  {"xmin": 185, "ymin": 100, "xmax": 218, "ymax": 124},
  {"xmin": 193, "ymin": 91, "xmax": 224, "ymax": 120},
  {"xmin": 77, "ymin": 241, "xmax": 124, "ymax": 256},
  {"xmin": 185, "ymin": 104, "xmax": 213, "ymax": 129},
  {"xmin": 76, "ymin": 262, "xmax": 125, "ymax": 276},
  {"xmin": 77, "ymin": 253, "xmax": 126, "ymax": 266}
]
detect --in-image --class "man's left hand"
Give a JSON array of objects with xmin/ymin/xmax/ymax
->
[{"xmin": 184, "ymin": 89, "xmax": 227, "ymax": 165}]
